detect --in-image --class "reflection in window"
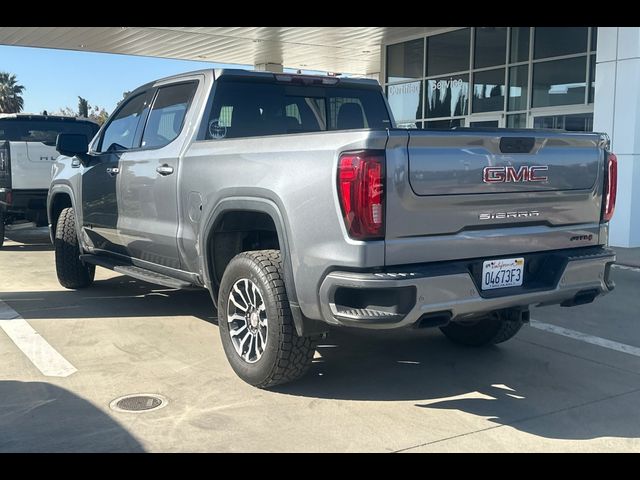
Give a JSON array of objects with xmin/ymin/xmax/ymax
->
[
  {"xmin": 534, "ymin": 27, "xmax": 588, "ymax": 59},
  {"xmin": 472, "ymin": 69, "xmax": 505, "ymax": 113},
  {"xmin": 142, "ymin": 82, "xmax": 197, "ymax": 149},
  {"xmin": 533, "ymin": 113, "xmax": 593, "ymax": 132},
  {"xmin": 100, "ymin": 92, "xmax": 151, "ymax": 152},
  {"xmin": 426, "ymin": 29, "xmax": 471, "ymax": 76},
  {"xmin": 507, "ymin": 113, "xmax": 527, "ymax": 128},
  {"xmin": 508, "ymin": 65, "xmax": 528, "ymax": 111},
  {"xmin": 386, "ymin": 81, "xmax": 422, "ymax": 123},
  {"xmin": 423, "ymin": 118, "xmax": 463, "ymax": 129},
  {"xmin": 532, "ymin": 57, "xmax": 587, "ymax": 108},
  {"xmin": 386, "ymin": 39, "xmax": 424, "ymax": 83},
  {"xmin": 474, "ymin": 27, "xmax": 507, "ymax": 69},
  {"xmin": 426, "ymin": 75, "xmax": 469, "ymax": 118},
  {"xmin": 589, "ymin": 54, "xmax": 596, "ymax": 103},
  {"xmin": 510, "ymin": 27, "xmax": 530, "ymax": 63}
]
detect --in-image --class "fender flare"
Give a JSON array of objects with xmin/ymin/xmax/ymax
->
[
  {"xmin": 200, "ymin": 196, "xmax": 298, "ymax": 306},
  {"xmin": 47, "ymin": 183, "xmax": 80, "ymax": 244}
]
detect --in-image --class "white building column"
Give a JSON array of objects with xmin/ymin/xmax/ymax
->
[
  {"xmin": 594, "ymin": 27, "xmax": 640, "ymax": 247},
  {"xmin": 254, "ymin": 63, "xmax": 283, "ymax": 73}
]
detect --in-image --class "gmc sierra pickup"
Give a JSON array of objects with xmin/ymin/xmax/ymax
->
[
  {"xmin": 49, "ymin": 69, "xmax": 617, "ymax": 388},
  {"xmin": 0, "ymin": 114, "xmax": 99, "ymax": 247}
]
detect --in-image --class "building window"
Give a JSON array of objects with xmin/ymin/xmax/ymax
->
[
  {"xmin": 508, "ymin": 65, "xmax": 528, "ymax": 111},
  {"xmin": 426, "ymin": 29, "xmax": 471, "ymax": 76},
  {"xmin": 510, "ymin": 27, "xmax": 530, "ymax": 63},
  {"xmin": 386, "ymin": 39, "xmax": 424, "ymax": 84},
  {"xmin": 474, "ymin": 27, "xmax": 507, "ymax": 69},
  {"xmin": 534, "ymin": 27, "xmax": 588, "ymax": 60},
  {"xmin": 472, "ymin": 68, "xmax": 505, "ymax": 113},
  {"xmin": 533, "ymin": 112, "xmax": 593, "ymax": 132},
  {"xmin": 423, "ymin": 118, "xmax": 463, "ymax": 129},
  {"xmin": 382, "ymin": 27, "xmax": 596, "ymax": 131},
  {"xmin": 386, "ymin": 81, "xmax": 422, "ymax": 126},
  {"xmin": 532, "ymin": 56, "xmax": 587, "ymax": 108},
  {"xmin": 426, "ymin": 74, "xmax": 469, "ymax": 118},
  {"xmin": 507, "ymin": 113, "xmax": 527, "ymax": 128}
]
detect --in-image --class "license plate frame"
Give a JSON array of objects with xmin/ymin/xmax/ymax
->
[{"xmin": 481, "ymin": 257, "xmax": 525, "ymax": 290}]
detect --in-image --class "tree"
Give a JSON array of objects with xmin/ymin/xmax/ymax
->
[
  {"xmin": 89, "ymin": 105, "xmax": 109, "ymax": 125},
  {"xmin": 78, "ymin": 96, "xmax": 89, "ymax": 118},
  {"xmin": 0, "ymin": 72, "xmax": 25, "ymax": 113}
]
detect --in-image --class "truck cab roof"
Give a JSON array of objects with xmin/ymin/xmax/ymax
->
[{"xmin": 0, "ymin": 113, "xmax": 99, "ymax": 125}]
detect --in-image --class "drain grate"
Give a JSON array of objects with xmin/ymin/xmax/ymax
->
[{"xmin": 109, "ymin": 394, "xmax": 168, "ymax": 413}]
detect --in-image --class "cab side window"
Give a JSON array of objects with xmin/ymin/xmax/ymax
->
[
  {"xmin": 141, "ymin": 82, "xmax": 198, "ymax": 149},
  {"xmin": 98, "ymin": 91, "xmax": 152, "ymax": 152}
]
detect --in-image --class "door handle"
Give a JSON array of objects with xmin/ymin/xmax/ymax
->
[
  {"xmin": 156, "ymin": 164, "xmax": 174, "ymax": 176},
  {"xmin": 106, "ymin": 167, "xmax": 120, "ymax": 176}
]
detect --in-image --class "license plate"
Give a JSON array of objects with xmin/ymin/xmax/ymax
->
[{"xmin": 481, "ymin": 257, "xmax": 524, "ymax": 290}]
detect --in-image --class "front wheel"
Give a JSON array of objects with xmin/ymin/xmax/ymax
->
[
  {"xmin": 54, "ymin": 207, "xmax": 95, "ymax": 289},
  {"xmin": 439, "ymin": 310, "xmax": 525, "ymax": 346},
  {"xmin": 218, "ymin": 250, "xmax": 317, "ymax": 388}
]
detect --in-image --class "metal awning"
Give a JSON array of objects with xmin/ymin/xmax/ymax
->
[{"xmin": 0, "ymin": 27, "xmax": 452, "ymax": 75}]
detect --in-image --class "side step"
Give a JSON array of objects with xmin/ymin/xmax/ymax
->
[{"xmin": 79, "ymin": 254, "xmax": 192, "ymax": 289}]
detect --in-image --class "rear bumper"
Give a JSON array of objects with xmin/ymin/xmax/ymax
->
[{"xmin": 318, "ymin": 247, "xmax": 616, "ymax": 329}]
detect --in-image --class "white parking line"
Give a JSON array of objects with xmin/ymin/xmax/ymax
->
[
  {"xmin": 530, "ymin": 319, "xmax": 640, "ymax": 358},
  {"xmin": 0, "ymin": 300, "xmax": 77, "ymax": 377}
]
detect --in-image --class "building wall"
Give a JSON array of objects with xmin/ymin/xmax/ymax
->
[{"xmin": 594, "ymin": 27, "xmax": 640, "ymax": 247}]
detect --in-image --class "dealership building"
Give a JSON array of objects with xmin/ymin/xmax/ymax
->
[{"xmin": 0, "ymin": 27, "xmax": 638, "ymax": 247}]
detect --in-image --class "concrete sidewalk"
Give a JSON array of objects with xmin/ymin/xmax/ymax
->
[{"xmin": 614, "ymin": 247, "xmax": 640, "ymax": 268}]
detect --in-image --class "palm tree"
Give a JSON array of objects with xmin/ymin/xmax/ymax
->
[{"xmin": 0, "ymin": 72, "xmax": 25, "ymax": 113}]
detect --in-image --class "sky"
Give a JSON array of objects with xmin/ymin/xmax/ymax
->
[{"xmin": 0, "ymin": 45, "xmax": 252, "ymax": 115}]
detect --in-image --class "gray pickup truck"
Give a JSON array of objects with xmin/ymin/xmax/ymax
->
[{"xmin": 49, "ymin": 69, "xmax": 617, "ymax": 388}]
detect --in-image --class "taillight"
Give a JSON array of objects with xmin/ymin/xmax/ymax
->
[
  {"xmin": 0, "ymin": 142, "xmax": 8, "ymax": 175},
  {"xmin": 337, "ymin": 150, "xmax": 385, "ymax": 240},
  {"xmin": 603, "ymin": 152, "xmax": 617, "ymax": 222}
]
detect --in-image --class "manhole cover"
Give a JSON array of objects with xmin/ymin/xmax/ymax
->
[{"xmin": 109, "ymin": 394, "xmax": 168, "ymax": 413}]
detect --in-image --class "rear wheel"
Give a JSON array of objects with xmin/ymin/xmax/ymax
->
[
  {"xmin": 440, "ymin": 310, "xmax": 525, "ymax": 346},
  {"xmin": 218, "ymin": 250, "xmax": 318, "ymax": 388},
  {"xmin": 54, "ymin": 207, "xmax": 95, "ymax": 289}
]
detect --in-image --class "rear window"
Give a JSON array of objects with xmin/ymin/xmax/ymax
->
[
  {"xmin": 205, "ymin": 80, "xmax": 391, "ymax": 140},
  {"xmin": 0, "ymin": 119, "xmax": 99, "ymax": 146}
]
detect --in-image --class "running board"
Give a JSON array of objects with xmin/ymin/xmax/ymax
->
[{"xmin": 79, "ymin": 254, "xmax": 192, "ymax": 289}]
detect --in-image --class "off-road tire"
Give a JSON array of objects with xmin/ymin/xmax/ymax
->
[
  {"xmin": 440, "ymin": 312, "xmax": 523, "ymax": 346},
  {"xmin": 218, "ymin": 250, "xmax": 318, "ymax": 388},
  {"xmin": 54, "ymin": 207, "xmax": 95, "ymax": 289}
]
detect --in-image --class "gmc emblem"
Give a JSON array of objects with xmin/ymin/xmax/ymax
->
[{"xmin": 483, "ymin": 165, "xmax": 549, "ymax": 183}]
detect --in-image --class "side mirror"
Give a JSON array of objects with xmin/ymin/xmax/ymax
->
[{"xmin": 56, "ymin": 133, "xmax": 89, "ymax": 157}]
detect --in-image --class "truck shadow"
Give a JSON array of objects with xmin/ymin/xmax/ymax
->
[
  {"xmin": 0, "ymin": 276, "xmax": 216, "ymax": 323},
  {"xmin": 3, "ymin": 280, "xmax": 639, "ymax": 444},
  {"xmin": 275, "ymin": 327, "xmax": 640, "ymax": 442},
  {"xmin": 0, "ymin": 380, "xmax": 145, "ymax": 452},
  {"xmin": 2, "ymin": 225, "xmax": 52, "ymax": 251}
]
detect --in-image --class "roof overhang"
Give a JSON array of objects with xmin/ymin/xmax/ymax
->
[{"xmin": 0, "ymin": 27, "xmax": 454, "ymax": 75}]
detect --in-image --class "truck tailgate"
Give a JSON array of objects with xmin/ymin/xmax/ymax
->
[{"xmin": 385, "ymin": 129, "xmax": 606, "ymax": 266}]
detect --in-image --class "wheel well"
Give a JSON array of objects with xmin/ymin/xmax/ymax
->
[
  {"xmin": 51, "ymin": 193, "xmax": 72, "ymax": 234},
  {"xmin": 208, "ymin": 211, "xmax": 280, "ymax": 287}
]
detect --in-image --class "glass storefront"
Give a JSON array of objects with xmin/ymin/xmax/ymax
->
[{"xmin": 384, "ymin": 27, "xmax": 597, "ymax": 131}]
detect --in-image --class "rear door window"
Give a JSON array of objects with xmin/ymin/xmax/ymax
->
[
  {"xmin": 141, "ymin": 82, "xmax": 198, "ymax": 149},
  {"xmin": 205, "ymin": 80, "xmax": 391, "ymax": 139}
]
